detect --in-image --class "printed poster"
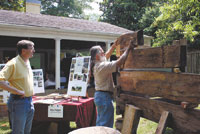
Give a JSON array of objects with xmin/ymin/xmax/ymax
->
[
  {"xmin": 67, "ymin": 56, "xmax": 90, "ymax": 97},
  {"xmin": 33, "ymin": 69, "xmax": 45, "ymax": 94},
  {"xmin": 0, "ymin": 64, "xmax": 10, "ymax": 103}
]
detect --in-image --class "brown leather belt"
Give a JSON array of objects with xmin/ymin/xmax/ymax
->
[
  {"xmin": 96, "ymin": 90, "xmax": 113, "ymax": 95},
  {"xmin": 11, "ymin": 94, "xmax": 31, "ymax": 100}
]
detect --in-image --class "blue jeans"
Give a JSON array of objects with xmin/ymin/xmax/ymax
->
[
  {"xmin": 7, "ymin": 94, "xmax": 35, "ymax": 134},
  {"xmin": 94, "ymin": 91, "xmax": 114, "ymax": 128}
]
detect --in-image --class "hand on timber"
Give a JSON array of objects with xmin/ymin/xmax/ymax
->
[
  {"xmin": 129, "ymin": 39, "xmax": 137, "ymax": 48},
  {"xmin": 112, "ymin": 40, "xmax": 118, "ymax": 48},
  {"xmin": 120, "ymin": 42, "xmax": 134, "ymax": 69}
]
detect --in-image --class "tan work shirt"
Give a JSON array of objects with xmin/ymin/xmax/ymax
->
[
  {"xmin": 94, "ymin": 61, "xmax": 117, "ymax": 92},
  {"xmin": 0, "ymin": 55, "xmax": 34, "ymax": 97}
]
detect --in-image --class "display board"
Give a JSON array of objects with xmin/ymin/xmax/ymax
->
[
  {"xmin": 67, "ymin": 56, "xmax": 91, "ymax": 97},
  {"xmin": 33, "ymin": 69, "xmax": 45, "ymax": 94},
  {"xmin": 0, "ymin": 64, "xmax": 10, "ymax": 103}
]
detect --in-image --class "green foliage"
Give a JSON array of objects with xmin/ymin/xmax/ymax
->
[
  {"xmin": 40, "ymin": 0, "xmax": 94, "ymax": 18},
  {"xmin": 0, "ymin": 0, "xmax": 94, "ymax": 19},
  {"xmin": 139, "ymin": 2, "xmax": 161, "ymax": 37},
  {"xmin": 152, "ymin": 0, "xmax": 200, "ymax": 46},
  {"xmin": 99, "ymin": 0, "xmax": 200, "ymax": 48},
  {"xmin": 0, "ymin": 0, "xmax": 25, "ymax": 11},
  {"xmin": 99, "ymin": 0, "xmax": 155, "ymax": 31},
  {"xmin": 138, "ymin": 1, "xmax": 168, "ymax": 36}
]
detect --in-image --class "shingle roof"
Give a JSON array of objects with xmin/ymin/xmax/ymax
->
[{"xmin": 0, "ymin": 9, "xmax": 132, "ymax": 35}]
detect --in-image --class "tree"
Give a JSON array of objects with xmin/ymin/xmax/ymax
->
[
  {"xmin": 0, "ymin": 0, "xmax": 24, "ymax": 11},
  {"xmin": 99, "ymin": 0, "xmax": 156, "ymax": 31},
  {"xmin": 40, "ymin": 0, "xmax": 94, "ymax": 18},
  {"xmin": 139, "ymin": 1, "xmax": 167, "ymax": 37},
  {"xmin": 152, "ymin": 0, "xmax": 200, "ymax": 47},
  {"xmin": 0, "ymin": 0, "xmax": 94, "ymax": 19}
]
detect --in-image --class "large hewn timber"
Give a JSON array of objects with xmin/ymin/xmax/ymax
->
[
  {"xmin": 123, "ymin": 47, "xmax": 163, "ymax": 68},
  {"xmin": 118, "ymin": 94, "xmax": 200, "ymax": 134},
  {"xmin": 163, "ymin": 44, "xmax": 186, "ymax": 68},
  {"xmin": 115, "ymin": 30, "xmax": 143, "ymax": 58},
  {"xmin": 119, "ymin": 44, "xmax": 186, "ymax": 69},
  {"xmin": 115, "ymin": 30, "xmax": 186, "ymax": 69},
  {"xmin": 118, "ymin": 71, "xmax": 200, "ymax": 104},
  {"xmin": 115, "ymin": 30, "xmax": 144, "ymax": 49}
]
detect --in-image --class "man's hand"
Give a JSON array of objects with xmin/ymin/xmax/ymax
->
[
  {"xmin": 16, "ymin": 90, "xmax": 25, "ymax": 96},
  {"xmin": 112, "ymin": 41, "xmax": 118, "ymax": 48},
  {"xmin": 116, "ymin": 42, "xmax": 134, "ymax": 67},
  {"xmin": 105, "ymin": 40, "xmax": 118, "ymax": 59},
  {"xmin": 130, "ymin": 39, "xmax": 138, "ymax": 48},
  {"xmin": 0, "ymin": 81, "xmax": 25, "ymax": 96}
]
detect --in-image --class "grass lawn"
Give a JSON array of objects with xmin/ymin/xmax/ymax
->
[{"xmin": 0, "ymin": 118, "xmax": 11, "ymax": 134}]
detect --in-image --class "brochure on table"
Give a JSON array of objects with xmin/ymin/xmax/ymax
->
[
  {"xmin": 0, "ymin": 64, "xmax": 45, "ymax": 103},
  {"xmin": 67, "ymin": 56, "xmax": 91, "ymax": 97}
]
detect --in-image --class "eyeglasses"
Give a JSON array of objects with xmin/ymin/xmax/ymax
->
[{"xmin": 27, "ymin": 46, "xmax": 34, "ymax": 50}]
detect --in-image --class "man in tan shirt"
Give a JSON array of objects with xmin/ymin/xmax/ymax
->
[
  {"xmin": 0, "ymin": 40, "xmax": 35, "ymax": 134},
  {"xmin": 89, "ymin": 42, "xmax": 133, "ymax": 128}
]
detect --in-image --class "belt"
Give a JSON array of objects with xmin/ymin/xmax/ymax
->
[
  {"xmin": 96, "ymin": 90, "xmax": 113, "ymax": 95},
  {"xmin": 11, "ymin": 94, "xmax": 32, "ymax": 100}
]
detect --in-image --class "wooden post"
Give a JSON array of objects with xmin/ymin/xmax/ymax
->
[
  {"xmin": 121, "ymin": 104, "xmax": 141, "ymax": 134},
  {"xmin": 155, "ymin": 111, "xmax": 170, "ymax": 134}
]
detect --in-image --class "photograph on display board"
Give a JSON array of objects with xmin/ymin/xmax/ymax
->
[
  {"xmin": 72, "ymin": 59, "xmax": 76, "ymax": 64},
  {"xmin": 74, "ymin": 74, "xmax": 78, "ymax": 80},
  {"xmin": 0, "ymin": 64, "xmax": 10, "ymax": 104},
  {"xmin": 33, "ymin": 69, "xmax": 45, "ymax": 94},
  {"xmin": 83, "ymin": 74, "xmax": 87, "ymax": 82},
  {"xmin": 71, "ymin": 63, "xmax": 75, "ymax": 69},
  {"xmin": 70, "ymin": 74, "xmax": 74, "ymax": 81},
  {"xmin": 84, "ymin": 57, "xmax": 90, "ymax": 62},
  {"xmin": 67, "ymin": 56, "xmax": 91, "ymax": 97}
]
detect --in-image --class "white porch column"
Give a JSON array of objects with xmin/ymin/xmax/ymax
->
[
  {"xmin": 55, "ymin": 38, "xmax": 61, "ymax": 89},
  {"xmin": 106, "ymin": 41, "xmax": 111, "ymax": 51}
]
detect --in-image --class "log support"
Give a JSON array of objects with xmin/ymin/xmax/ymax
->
[
  {"xmin": 155, "ymin": 111, "xmax": 171, "ymax": 134},
  {"xmin": 121, "ymin": 104, "xmax": 141, "ymax": 134}
]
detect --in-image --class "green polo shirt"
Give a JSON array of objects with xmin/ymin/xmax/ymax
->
[{"xmin": 0, "ymin": 55, "xmax": 34, "ymax": 97}]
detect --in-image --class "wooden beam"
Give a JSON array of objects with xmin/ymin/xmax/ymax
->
[
  {"xmin": 121, "ymin": 104, "xmax": 141, "ymax": 134},
  {"xmin": 117, "ymin": 44, "xmax": 186, "ymax": 69},
  {"xmin": 118, "ymin": 94, "xmax": 200, "ymax": 134},
  {"xmin": 118, "ymin": 71, "xmax": 200, "ymax": 104},
  {"xmin": 155, "ymin": 111, "xmax": 170, "ymax": 134},
  {"xmin": 123, "ymin": 47, "xmax": 163, "ymax": 68},
  {"xmin": 163, "ymin": 44, "xmax": 186, "ymax": 69},
  {"xmin": 115, "ymin": 30, "xmax": 144, "ymax": 49}
]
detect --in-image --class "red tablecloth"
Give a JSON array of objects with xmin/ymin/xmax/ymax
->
[{"xmin": 33, "ymin": 96, "xmax": 96, "ymax": 128}]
